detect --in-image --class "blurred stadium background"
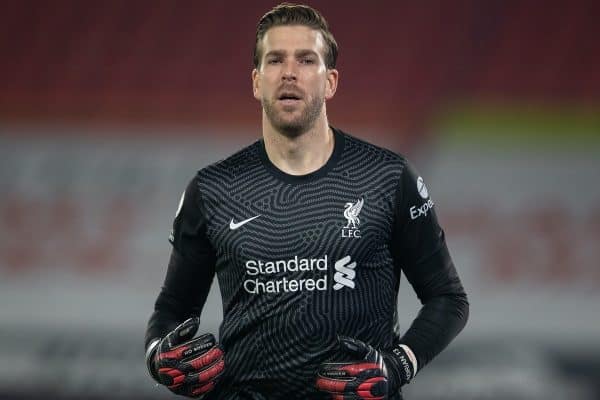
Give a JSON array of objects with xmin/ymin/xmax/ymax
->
[{"xmin": 1, "ymin": 1, "xmax": 599, "ymax": 399}]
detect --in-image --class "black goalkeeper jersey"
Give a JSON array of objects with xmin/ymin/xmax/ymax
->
[{"xmin": 146, "ymin": 127, "xmax": 468, "ymax": 399}]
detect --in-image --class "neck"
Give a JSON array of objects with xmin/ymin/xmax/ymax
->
[{"xmin": 262, "ymin": 113, "xmax": 334, "ymax": 176}]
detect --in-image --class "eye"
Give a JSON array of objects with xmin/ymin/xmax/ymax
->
[
  {"xmin": 267, "ymin": 58, "xmax": 282, "ymax": 65},
  {"xmin": 300, "ymin": 58, "xmax": 315, "ymax": 64}
]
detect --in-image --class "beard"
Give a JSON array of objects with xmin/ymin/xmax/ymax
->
[{"xmin": 262, "ymin": 93, "xmax": 324, "ymax": 138}]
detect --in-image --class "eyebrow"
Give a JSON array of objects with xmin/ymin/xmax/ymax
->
[{"xmin": 264, "ymin": 49, "xmax": 320, "ymax": 58}]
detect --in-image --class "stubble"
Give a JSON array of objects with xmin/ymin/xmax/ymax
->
[{"xmin": 262, "ymin": 94, "xmax": 324, "ymax": 138}]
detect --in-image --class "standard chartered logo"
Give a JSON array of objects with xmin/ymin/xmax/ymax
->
[
  {"xmin": 333, "ymin": 256, "xmax": 356, "ymax": 290},
  {"xmin": 243, "ymin": 255, "xmax": 356, "ymax": 294}
]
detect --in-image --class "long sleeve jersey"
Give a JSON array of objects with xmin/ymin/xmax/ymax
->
[{"xmin": 146, "ymin": 127, "xmax": 469, "ymax": 399}]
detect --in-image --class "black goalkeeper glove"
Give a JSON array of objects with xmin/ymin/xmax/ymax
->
[
  {"xmin": 146, "ymin": 317, "xmax": 225, "ymax": 398},
  {"xmin": 316, "ymin": 336, "xmax": 415, "ymax": 399}
]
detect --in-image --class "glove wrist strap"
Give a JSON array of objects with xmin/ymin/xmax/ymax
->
[
  {"xmin": 145, "ymin": 338, "xmax": 162, "ymax": 383},
  {"xmin": 398, "ymin": 344, "xmax": 418, "ymax": 374},
  {"xmin": 385, "ymin": 343, "xmax": 417, "ymax": 388}
]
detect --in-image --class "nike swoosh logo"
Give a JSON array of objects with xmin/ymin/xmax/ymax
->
[{"xmin": 229, "ymin": 215, "xmax": 261, "ymax": 230}]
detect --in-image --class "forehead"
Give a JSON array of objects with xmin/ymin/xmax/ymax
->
[{"xmin": 260, "ymin": 25, "xmax": 326, "ymax": 56}]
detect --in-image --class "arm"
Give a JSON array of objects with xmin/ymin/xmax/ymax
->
[
  {"xmin": 144, "ymin": 175, "xmax": 219, "ymax": 386},
  {"xmin": 146, "ymin": 175, "xmax": 216, "ymax": 348},
  {"xmin": 388, "ymin": 160, "xmax": 469, "ymax": 378},
  {"xmin": 145, "ymin": 246, "xmax": 215, "ymax": 350}
]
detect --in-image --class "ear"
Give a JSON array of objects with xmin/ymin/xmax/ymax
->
[
  {"xmin": 252, "ymin": 68, "xmax": 261, "ymax": 100},
  {"xmin": 325, "ymin": 68, "xmax": 338, "ymax": 100}
]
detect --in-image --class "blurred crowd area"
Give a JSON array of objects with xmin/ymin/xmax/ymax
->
[
  {"xmin": 1, "ymin": 0, "xmax": 598, "ymax": 144},
  {"xmin": 0, "ymin": 1, "xmax": 599, "ymax": 399}
]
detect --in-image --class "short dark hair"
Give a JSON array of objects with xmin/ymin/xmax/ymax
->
[{"xmin": 253, "ymin": 3, "xmax": 338, "ymax": 69}]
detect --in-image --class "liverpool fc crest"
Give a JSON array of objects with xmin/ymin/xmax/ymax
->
[{"xmin": 342, "ymin": 198, "xmax": 363, "ymax": 238}]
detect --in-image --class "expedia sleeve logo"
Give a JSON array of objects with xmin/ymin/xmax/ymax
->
[
  {"xmin": 409, "ymin": 176, "xmax": 435, "ymax": 220},
  {"xmin": 409, "ymin": 199, "xmax": 434, "ymax": 220}
]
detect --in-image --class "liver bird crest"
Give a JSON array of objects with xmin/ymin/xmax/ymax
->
[{"xmin": 344, "ymin": 198, "xmax": 364, "ymax": 229}]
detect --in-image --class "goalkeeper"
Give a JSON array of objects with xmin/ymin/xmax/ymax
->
[{"xmin": 145, "ymin": 3, "xmax": 469, "ymax": 399}]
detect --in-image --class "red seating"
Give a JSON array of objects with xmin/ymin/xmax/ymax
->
[{"xmin": 0, "ymin": 0, "xmax": 597, "ymax": 136}]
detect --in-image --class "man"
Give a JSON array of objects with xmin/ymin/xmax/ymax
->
[{"xmin": 145, "ymin": 3, "xmax": 469, "ymax": 399}]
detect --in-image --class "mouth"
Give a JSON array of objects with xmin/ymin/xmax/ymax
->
[{"xmin": 277, "ymin": 91, "xmax": 303, "ymax": 106}]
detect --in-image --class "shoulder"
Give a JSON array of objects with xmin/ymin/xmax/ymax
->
[
  {"xmin": 195, "ymin": 140, "xmax": 262, "ymax": 186},
  {"xmin": 336, "ymin": 127, "xmax": 409, "ymax": 173}
]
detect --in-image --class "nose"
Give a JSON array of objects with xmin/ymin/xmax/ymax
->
[{"xmin": 281, "ymin": 60, "xmax": 297, "ymax": 82}]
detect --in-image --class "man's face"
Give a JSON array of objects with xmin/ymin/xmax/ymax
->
[{"xmin": 252, "ymin": 25, "xmax": 338, "ymax": 137}]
